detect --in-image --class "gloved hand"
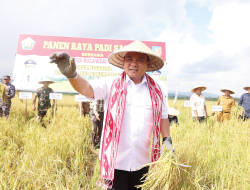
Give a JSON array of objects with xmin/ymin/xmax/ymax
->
[
  {"xmin": 161, "ymin": 137, "xmax": 175, "ymax": 153},
  {"xmin": 49, "ymin": 52, "xmax": 77, "ymax": 79}
]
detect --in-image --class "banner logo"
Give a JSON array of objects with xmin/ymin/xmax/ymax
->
[
  {"xmin": 21, "ymin": 37, "xmax": 36, "ymax": 50},
  {"xmin": 152, "ymin": 46, "xmax": 162, "ymax": 56}
]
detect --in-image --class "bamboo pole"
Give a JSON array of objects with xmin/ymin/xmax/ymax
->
[
  {"xmin": 79, "ymin": 102, "xmax": 82, "ymax": 117},
  {"xmin": 53, "ymin": 101, "xmax": 56, "ymax": 119}
]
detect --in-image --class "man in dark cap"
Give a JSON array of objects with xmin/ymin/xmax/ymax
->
[{"xmin": 0, "ymin": 75, "xmax": 15, "ymax": 118}]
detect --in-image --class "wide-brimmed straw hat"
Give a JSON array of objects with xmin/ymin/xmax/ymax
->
[
  {"xmin": 221, "ymin": 87, "xmax": 235, "ymax": 94},
  {"xmin": 191, "ymin": 85, "xmax": 207, "ymax": 93},
  {"xmin": 108, "ymin": 40, "xmax": 165, "ymax": 72},
  {"xmin": 243, "ymin": 86, "xmax": 250, "ymax": 91},
  {"xmin": 168, "ymin": 107, "xmax": 180, "ymax": 116},
  {"xmin": 38, "ymin": 78, "xmax": 54, "ymax": 84}
]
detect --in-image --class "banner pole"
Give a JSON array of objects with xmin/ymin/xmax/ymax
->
[
  {"xmin": 79, "ymin": 102, "xmax": 82, "ymax": 117},
  {"xmin": 216, "ymin": 111, "xmax": 217, "ymax": 122},
  {"xmin": 54, "ymin": 100, "xmax": 57, "ymax": 119}
]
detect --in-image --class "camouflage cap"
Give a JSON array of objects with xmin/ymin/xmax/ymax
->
[{"xmin": 2, "ymin": 75, "xmax": 11, "ymax": 80}]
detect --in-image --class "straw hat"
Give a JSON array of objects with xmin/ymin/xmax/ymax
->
[
  {"xmin": 108, "ymin": 40, "xmax": 165, "ymax": 72},
  {"xmin": 38, "ymin": 78, "xmax": 54, "ymax": 84},
  {"xmin": 191, "ymin": 85, "xmax": 207, "ymax": 93},
  {"xmin": 168, "ymin": 107, "xmax": 180, "ymax": 116},
  {"xmin": 243, "ymin": 86, "xmax": 250, "ymax": 91},
  {"xmin": 220, "ymin": 86, "xmax": 235, "ymax": 94}
]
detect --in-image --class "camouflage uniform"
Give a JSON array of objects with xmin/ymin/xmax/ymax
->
[
  {"xmin": 35, "ymin": 87, "xmax": 53, "ymax": 118},
  {"xmin": 0, "ymin": 83, "xmax": 15, "ymax": 118}
]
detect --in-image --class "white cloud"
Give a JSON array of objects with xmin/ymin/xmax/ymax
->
[
  {"xmin": 158, "ymin": 1, "xmax": 250, "ymax": 97},
  {"xmin": 209, "ymin": 2, "xmax": 250, "ymax": 55}
]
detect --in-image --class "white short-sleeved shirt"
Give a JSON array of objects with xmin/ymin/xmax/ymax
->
[
  {"xmin": 190, "ymin": 93, "xmax": 206, "ymax": 117},
  {"xmin": 87, "ymin": 74, "xmax": 168, "ymax": 171}
]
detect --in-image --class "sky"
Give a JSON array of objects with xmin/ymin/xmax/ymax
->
[{"xmin": 1, "ymin": 0, "xmax": 250, "ymax": 97}]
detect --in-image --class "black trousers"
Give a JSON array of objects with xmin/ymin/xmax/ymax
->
[{"xmin": 107, "ymin": 167, "xmax": 149, "ymax": 190}]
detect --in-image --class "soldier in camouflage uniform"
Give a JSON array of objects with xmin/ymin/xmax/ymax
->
[
  {"xmin": 0, "ymin": 75, "xmax": 15, "ymax": 118},
  {"xmin": 32, "ymin": 78, "xmax": 55, "ymax": 119}
]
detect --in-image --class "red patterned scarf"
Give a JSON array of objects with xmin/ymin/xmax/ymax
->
[{"xmin": 98, "ymin": 72, "xmax": 163, "ymax": 188}]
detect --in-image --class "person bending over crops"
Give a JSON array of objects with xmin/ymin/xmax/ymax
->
[
  {"xmin": 32, "ymin": 78, "xmax": 55, "ymax": 125},
  {"xmin": 168, "ymin": 107, "xmax": 180, "ymax": 125},
  {"xmin": 49, "ymin": 40, "xmax": 173, "ymax": 190},
  {"xmin": 212, "ymin": 87, "xmax": 235, "ymax": 122},
  {"xmin": 0, "ymin": 75, "xmax": 15, "ymax": 118},
  {"xmin": 238, "ymin": 86, "xmax": 250, "ymax": 121},
  {"xmin": 190, "ymin": 85, "xmax": 208, "ymax": 123}
]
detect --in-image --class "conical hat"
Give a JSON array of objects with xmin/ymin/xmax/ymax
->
[
  {"xmin": 108, "ymin": 40, "xmax": 165, "ymax": 72},
  {"xmin": 168, "ymin": 107, "xmax": 180, "ymax": 116},
  {"xmin": 38, "ymin": 78, "xmax": 54, "ymax": 84},
  {"xmin": 191, "ymin": 84, "xmax": 207, "ymax": 93},
  {"xmin": 221, "ymin": 86, "xmax": 235, "ymax": 94},
  {"xmin": 243, "ymin": 86, "xmax": 250, "ymax": 91}
]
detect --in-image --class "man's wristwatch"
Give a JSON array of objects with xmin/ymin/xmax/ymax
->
[{"xmin": 162, "ymin": 137, "xmax": 172, "ymax": 144}]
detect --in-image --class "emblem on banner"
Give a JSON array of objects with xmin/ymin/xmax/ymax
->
[
  {"xmin": 152, "ymin": 46, "xmax": 162, "ymax": 56},
  {"xmin": 21, "ymin": 37, "xmax": 36, "ymax": 50}
]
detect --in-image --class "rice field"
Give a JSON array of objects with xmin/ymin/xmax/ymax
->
[{"xmin": 0, "ymin": 94, "xmax": 249, "ymax": 189}]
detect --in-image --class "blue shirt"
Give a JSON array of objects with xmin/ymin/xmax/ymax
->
[{"xmin": 238, "ymin": 93, "xmax": 250, "ymax": 117}]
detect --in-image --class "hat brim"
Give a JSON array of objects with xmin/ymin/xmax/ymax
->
[
  {"xmin": 38, "ymin": 81, "xmax": 54, "ymax": 84},
  {"xmin": 191, "ymin": 86, "xmax": 206, "ymax": 93},
  {"xmin": 243, "ymin": 86, "xmax": 250, "ymax": 91},
  {"xmin": 221, "ymin": 89, "xmax": 235, "ymax": 94},
  {"xmin": 168, "ymin": 108, "xmax": 180, "ymax": 116}
]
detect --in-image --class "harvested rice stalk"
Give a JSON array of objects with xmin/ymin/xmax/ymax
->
[{"xmin": 138, "ymin": 150, "xmax": 191, "ymax": 190}]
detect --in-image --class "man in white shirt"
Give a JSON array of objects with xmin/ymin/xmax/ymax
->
[
  {"xmin": 49, "ymin": 41, "xmax": 172, "ymax": 190},
  {"xmin": 190, "ymin": 85, "xmax": 208, "ymax": 123}
]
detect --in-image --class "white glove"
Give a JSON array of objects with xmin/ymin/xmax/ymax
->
[{"xmin": 161, "ymin": 137, "xmax": 175, "ymax": 153}]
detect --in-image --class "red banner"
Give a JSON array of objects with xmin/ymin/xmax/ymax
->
[{"xmin": 16, "ymin": 34, "xmax": 166, "ymax": 60}]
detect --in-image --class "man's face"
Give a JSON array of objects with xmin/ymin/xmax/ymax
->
[
  {"xmin": 123, "ymin": 52, "xmax": 150, "ymax": 83},
  {"xmin": 43, "ymin": 82, "xmax": 50, "ymax": 88},
  {"xmin": 3, "ymin": 79, "xmax": 10, "ymax": 85},
  {"xmin": 247, "ymin": 88, "xmax": 250, "ymax": 94},
  {"xmin": 224, "ymin": 90, "xmax": 230, "ymax": 96},
  {"xmin": 195, "ymin": 88, "xmax": 202, "ymax": 95}
]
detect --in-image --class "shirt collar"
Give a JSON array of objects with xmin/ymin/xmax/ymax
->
[{"xmin": 126, "ymin": 74, "xmax": 148, "ymax": 86}]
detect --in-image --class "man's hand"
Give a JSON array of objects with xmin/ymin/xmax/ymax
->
[
  {"xmin": 211, "ymin": 112, "xmax": 215, "ymax": 116},
  {"xmin": 161, "ymin": 137, "xmax": 175, "ymax": 153},
  {"xmin": 49, "ymin": 52, "xmax": 77, "ymax": 79},
  {"xmin": 95, "ymin": 113, "xmax": 100, "ymax": 121},
  {"xmin": 32, "ymin": 104, "xmax": 36, "ymax": 111}
]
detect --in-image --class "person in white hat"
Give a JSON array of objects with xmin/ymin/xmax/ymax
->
[
  {"xmin": 32, "ymin": 78, "xmax": 55, "ymax": 123},
  {"xmin": 190, "ymin": 85, "xmax": 207, "ymax": 123},
  {"xmin": 238, "ymin": 86, "xmax": 250, "ymax": 121},
  {"xmin": 168, "ymin": 107, "xmax": 180, "ymax": 125},
  {"xmin": 49, "ymin": 40, "xmax": 172, "ymax": 190},
  {"xmin": 212, "ymin": 87, "xmax": 235, "ymax": 122}
]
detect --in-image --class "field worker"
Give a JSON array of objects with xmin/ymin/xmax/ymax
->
[
  {"xmin": 32, "ymin": 78, "xmax": 55, "ymax": 120},
  {"xmin": 49, "ymin": 40, "xmax": 172, "ymax": 190},
  {"xmin": 168, "ymin": 107, "xmax": 180, "ymax": 125},
  {"xmin": 78, "ymin": 97, "xmax": 90, "ymax": 117},
  {"xmin": 0, "ymin": 75, "xmax": 15, "ymax": 118},
  {"xmin": 190, "ymin": 85, "xmax": 208, "ymax": 123},
  {"xmin": 89, "ymin": 99, "xmax": 105, "ymax": 149},
  {"xmin": 238, "ymin": 86, "xmax": 250, "ymax": 121},
  {"xmin": 213, "ymin": 87, "xmax": 235, "ymax": 122}
]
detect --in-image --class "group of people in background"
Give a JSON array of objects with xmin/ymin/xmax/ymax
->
[{"xmin": 189, "ymin": 84, "xmax": 250, "ymax": 123}]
